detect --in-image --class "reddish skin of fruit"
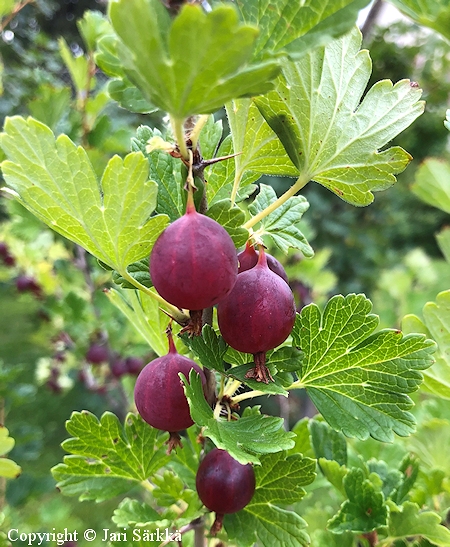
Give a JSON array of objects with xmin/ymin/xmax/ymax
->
[
  {"xmin": 238, "ymin": 242, "xmax": 289, "ymax": 284},
  {"xmin": 85, "ymin": 343, "xmax": 109, "ymax": 365},
  {"xmin": 196, "ymin": 448, "xmax": 255, "ymax": 534},
  {"xmin": 150, "ymin": 200, "xmax": 238, "ymax": 312},
  {"xmin": 217, "ymin": 247, "xmax": 296, "ymax": 382},
  {"xmin": 125, "ymin": 356, "xmax": 144, "ymax": 375},
  {"xmin": 111, "ymin": 358, "xmax": 127, "ymax": 378},
  {"xmin": 134, "ymin": 334, "xmax": 206, "ymax": 439}
]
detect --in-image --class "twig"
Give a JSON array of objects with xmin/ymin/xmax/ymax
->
[{"xmin": 361, "ymin": 0, "xmax": 384, "ymax": 39}]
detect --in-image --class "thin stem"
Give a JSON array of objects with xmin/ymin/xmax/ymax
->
[
  {"xmin": 0, "ymin": 0, "xmax": 34, "ymax": 33},
  {"xmin": 171, "ymin": 115, "xmax": 189, "ymax": 160},
  {"xmin": 121, "ymin": 270, "xmax": 189, "ymax": 325},
  {"xmin": 189, "ymin": 115, "xmax": 210, "ymax": 151},
  {"xmin": 80, "ymin": 52, "xmax": 97, "ymax": 147},
  {"xmin": 232, "ymin": 389, "xmax": 267, "ymax": 404},
  {"xmin": 243, "ymin": 174, "xmax": 310, "ymax": 230},
  {"xmin": 222, "ymin": 379, "xmax": 242, "ymax": 398}
]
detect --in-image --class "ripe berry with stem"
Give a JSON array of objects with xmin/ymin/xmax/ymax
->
[
  {"xmin": 134, "ymin": 328, "xmax": 206, "ymax": 452},
  {"xmin": 149, "ymin": 192, "xmax": 238, "ymax": 335},
  {"xmin": 196, "ymin": 447, "xmax": 255, "ymax": 535},
  {"xmin": 217, "ymin": 246, "xmax": 296, "ymax": 383}
]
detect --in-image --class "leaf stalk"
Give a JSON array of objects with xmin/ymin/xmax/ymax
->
[{"xmin": 244, "ymin": 174, "xmax": 309, "ymax": 230}]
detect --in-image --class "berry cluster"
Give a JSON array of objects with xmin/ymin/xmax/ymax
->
[{"xmin": 133, "ymin": 198, "xmax": 296, "ymax": 528}]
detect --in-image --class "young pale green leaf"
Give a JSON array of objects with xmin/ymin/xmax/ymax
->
[
  {"xmin": 108, "ymin": 0, "xmax": 281, "ymax": 118},
  {"xmin": 387, "ymin": 501, "xmax": 450, "ymax": 545},
  {"xmin": 408, "ymin": 418, "xmax": 450, "ymax": 476},
  {"xmin": 367, "ymin": 459, "xmax": 403, "ymax": 500},
  {"xmin": 410, "ymin": 158, "xmax": 450, "ymax": 215},
  {"xmin": 0, "ymin": 117, "xmax": 169, "ymax": 273},
  {"xmin": 181, "ymin": 324, "xmax": 227, "ymax": 374},
  {"xmin": 232, "ymin": 0, "xmax": 371, "ymax": 60},
  {"xmin": 248, "ymin": 184, "xmax": 313, "ymax": 256},
  {"xmin": 309, "ymin": 419, "xmax": 347, "ymax": 466},
  {"xmin": 182, "ymin": 371, "xmax": 295, "ymax": 464},
  {"xmin": 254, "ymin": 28, "xmax": 424, "ymax": 206},
  {"xmin": 206, "ymin": 199, "xmax": 248, "ymax": 248},
  {"xmin": 445, "ymin": 109, "xmax": 450, "ymax": 131},
  {"xmin": 77, "ymin": 10, "xmax": 113, "ymax": 53},
  {"xmin": 51, "ymin": 412, "xmax": 169, "ymax": 502},
  {"xmin": 225, "ymin": 99, "xmax": 298, "ymax": 200},
  {"xmin": 204, "ymin": 134, "xmax": 260, "ymax": 206},
  {"xmin": 318, "ymin": 459, "xmax": 347, "ymax": 495},
  {"xmin": 328, "ymin": 467, "xmax": 388, "ymax": 533},
  {"xmin": 225, "ymin": 505, "xmax": 310, "ymax": 547},
  {"xmin": 389, "ymin": 0, "xmax": 450, "ymax": 41},
  {"xmin": 105, "ymin": 289, "xmax": 186, "ymax": 357},
  {"xmin": 292, "ymin": 294, "xmax": 436, "ymax": 442},
  {"xmin": 402, "ymin": 290, "xmax": 450, "ymax": 400},
  {"xmin": 112, "ymin": 499, "xmax": 161, "ymax": 529}
]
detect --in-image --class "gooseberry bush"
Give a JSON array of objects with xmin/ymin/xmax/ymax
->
[{"xmin": 1, "ymin": 0, "xmax": 450, "ymax": 546}]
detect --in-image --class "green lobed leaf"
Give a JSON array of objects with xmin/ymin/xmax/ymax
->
[
  {"xmin": 51, "ymin": 411, "xmax": 170, "ymax": 502},
  {"xmin": 367, "ymin": 459, "xmax": 403, "ymax": 500},
  {"xmin": 390, "ymin": 453, "xmax": 420, "ymax": 505},
  {"xmin": 225, "ymin": 450, "xmax": 314, "ymax": 546},
  {"xmin": 437, "ymin": 227, "xmax": 450, "ymax": 265},
  {"xmin": 0, "ymin": 117, "xmax": 169, "ymax": 273},
  {"xmin": 231, "ymin": 0, "xmax": 371, "ymax": 60},
  {"xmin": 112, "ymin": 498, "xmax": 161, "ymax": 527},
  {"xmin": 182, "ymin": 371, "xmax": 295, "ymax": 464},
  {"xmin": 180, "ymin": 324, "xmax": 227, "ymax": 374},
  {"xmin": 408, "ymin": 417, "xmax": 450, "ymax": 476},
  {"xmin": 387, "ymin": 501, "xmax": 450, "ymax": 545},
  {"xmin": 248, "ymin": 183, "xmax": 313, "ymax": 256},
  {"xmin": 77, "ymin": 10, "xmax": 113, "ymax": 53},
  {"xmin": 389, "ymin": 0, "xmax": 450, "ymax": 41},
  {"xmin": 292, "ymin": 294, "xmax": 436, "ymax": 442},
  {"xmin": 226, "ymin": 505, "xmax": 310, "ymax": 547},
  {"xmin": 402, "ymin": 290, "xmax": 450, "ymax": 400},
  {"xmin": 309, "ymin": 419, "xmax": 347, "ymax": 466},
  {"xmin": 206, "ymin": 199, "xmax": 249, "ymax": 248},
  {"xmin": 328, "ymin": 467, "xmax": 388, "ymax": 533},
  {"xmin": 318, "ymin": 459, "xmax": 348, "ymax": 495},
  {"xmin": 108, "ymin": 0, "xmax": 281, "ymax": 118},
  {"xmin": 410, "ymin": 158, "xmax": 450, "ymax": 215},
  {"xmin": 254, "ymin": 28, "xmax": 424, "ymax": 206}
]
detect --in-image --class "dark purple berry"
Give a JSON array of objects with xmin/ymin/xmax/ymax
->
[
  {"xmin": 196, "ymin": 448, "xmax": 255, "ymax": 535},
  {"xmin": 150, "ymin": 197, "xmax": 238, "ymax": 328},
  {"xmin": 85, "ymin": 343, "xmax": 109, "ymax": 365},
  {"xmin": 238, "ymin": 242, "xmax": 288, "ymax": 283},
  {"xmin": 125, "ymin": 356, "xmax": 144, "ymax": 375},
  {"xmin": 218, "ymin": 247, "xmax": 296, "ymax": 383},
  {"xmin": 134, "ymin": 331, "xmax": 206, "ymax": 452}
]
